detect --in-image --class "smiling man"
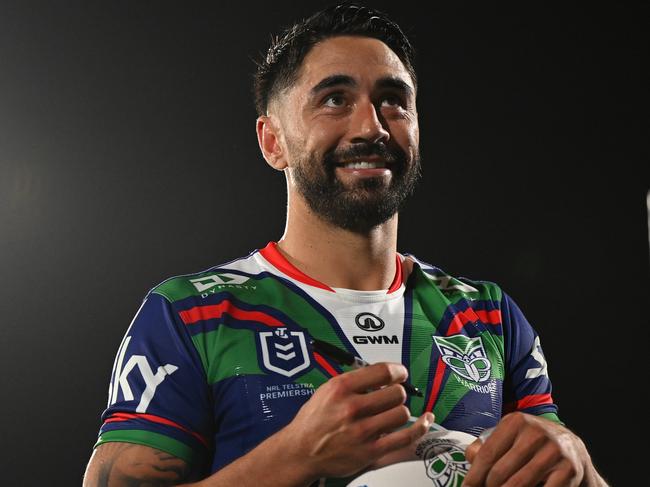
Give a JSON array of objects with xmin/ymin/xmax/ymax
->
[
  {"xmin": 84, "ymin": 4, "xmax": 607, "ymax": 487},
  {"xmin": 268, "ymin": 35, "xmax": 421, "ymax": 238}
]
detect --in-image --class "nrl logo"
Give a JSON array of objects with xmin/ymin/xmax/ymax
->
[
  {"xmin": 433, "ymin": 335, "xmax": 491, "ymax": 383},
  {"xmin": 258, "ymin": 328, "xmax": 311, "ymax": 378}
]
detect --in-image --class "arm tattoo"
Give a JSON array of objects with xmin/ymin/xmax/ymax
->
[
  {"xmin": 93, "ymin": 443, "xmax": 193, "ymax": 487},
  {"xmin": 150, "ymin": 450, "xmax": 189, "ymax": 479}
]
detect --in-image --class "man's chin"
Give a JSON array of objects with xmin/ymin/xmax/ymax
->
[
  {"xmin": 334, "ymin": 190, "xmax": 392, "ymax": 210},
  {"xmin": 335, "ymin": 178, "xmax": 392, "ymax": 196},
  {"xmin": 324, "ymin": 210, "xmax": 397, "ymax": 234}
]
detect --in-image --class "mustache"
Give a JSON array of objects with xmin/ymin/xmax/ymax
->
[{"xmin": 323, "ymin": 142, "xmax": 405, "ymax": 166}]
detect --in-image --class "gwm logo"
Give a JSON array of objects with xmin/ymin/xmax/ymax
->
[
  {"xmin": 353, "ymin": 312, "xmax": 398, "ymax": 345},
  {"xmin": 354, "ymin": 312, "xmax": 384, "ymax": 331},
  {"xmin": 433, "ymin": 335, "xmax": 491, "ymax": 383}
]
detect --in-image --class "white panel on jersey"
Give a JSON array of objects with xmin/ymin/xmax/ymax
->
[
  {"xmin": 320, "ymin": 288, "xmax": 405, "ymax": 365},
  {"xmin": 254, "ymin": 250, "xmax": 406, "ymax": 365},
  {"xmin": 225, "ymin": 252, "xmax": 270, "ymax": 275}
]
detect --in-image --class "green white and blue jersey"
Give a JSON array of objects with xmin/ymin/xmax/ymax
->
[{"xmin": 95, "ymin": 242, "xmax": 559, "ymax": 483}]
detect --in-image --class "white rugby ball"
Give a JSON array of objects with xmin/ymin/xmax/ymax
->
[{"xmin": 347, "ymin": 427, "xmax": 477, "ymax": 487}]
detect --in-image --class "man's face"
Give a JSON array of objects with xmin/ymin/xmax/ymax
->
[{"xmin": 274, "ymin": 35, "xmax": 421, "ymax": 233}]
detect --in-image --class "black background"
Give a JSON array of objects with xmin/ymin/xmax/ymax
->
[{"xmin": 0, "ymin": 2, "xmax": 648, "ymax": 485}]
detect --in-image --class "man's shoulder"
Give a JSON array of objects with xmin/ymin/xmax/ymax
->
[
  {"xmin": 404, "ymin": 253, "xmax": 503, "ymax": 303},
  {"xmin": 147, "ymin": 249, "xmax": 262, "ymax": 303}
]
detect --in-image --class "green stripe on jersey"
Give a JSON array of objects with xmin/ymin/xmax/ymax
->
[
  {"xmin": 406, "ymin": 300, "xmax": 435, "ymax": 414},
  {"xmin": 192, "ymin": 327, "xmax": 264, "ymax": 383},
  {"xmin": 153, "ymin": 273, "xmax": 215, "ymax": 302},
  {"xmin": 95, "ymin": 430, "xmax": 198, "ymax": 465},
  {"xmin": 539, "ymin": 412, "xmax": 563, "ymax": 425},
  {"xmin": 194, "ymin": 324, "xmax": 339, "ymax": 387},
  {"xmin": 405, "ymin": 269, "xmax": 506, "ymax": 418},
  {"xmin": 159, "ymin": 271, "xmax": 351, "ymax": 356},
  {"xmin": 218, "ymin": 276, "xmax": 344, "ymax": 347}
]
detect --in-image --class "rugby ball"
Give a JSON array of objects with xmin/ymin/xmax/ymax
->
[{"xmin": 347, "ymin": 427, "xmax": 476, "ymax": 487}]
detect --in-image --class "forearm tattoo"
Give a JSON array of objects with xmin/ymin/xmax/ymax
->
[{"xmin": 90, "ymin": 443, "xmax": 192, "ymax": 487}]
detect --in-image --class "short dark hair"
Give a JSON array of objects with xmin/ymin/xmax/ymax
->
[{"xmin": 253, "ymin": 3, "xmax": 417, "ymax": 117}]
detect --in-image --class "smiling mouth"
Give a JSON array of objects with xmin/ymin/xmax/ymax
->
[{"xmin": 336, "ymin": 161, "xmax": 388, "ymax": 169}]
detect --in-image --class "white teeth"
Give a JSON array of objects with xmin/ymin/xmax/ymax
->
[{"xmin": 342, "ymin": 161, "xmax": 386, "ymax": 169}]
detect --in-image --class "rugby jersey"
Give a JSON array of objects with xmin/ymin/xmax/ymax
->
[{"xmin": 95, "ymin": 242, "xmax": 559, "ymax": 483}]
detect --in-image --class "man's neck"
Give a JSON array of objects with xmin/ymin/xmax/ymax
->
[{"xmin": 276, "ymin": 195, "xmax": 398, "ymax": 291}]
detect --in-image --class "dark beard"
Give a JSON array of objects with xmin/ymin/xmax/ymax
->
[{"xmin": 291, "ymin": 141, "xmax": 421, "ymax": 234}]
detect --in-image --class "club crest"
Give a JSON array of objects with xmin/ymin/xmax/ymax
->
[
  {"xmin": 433, "ymin": 335, "xmax": 491, "ymax": 383},
  {"xmin": 258, "ymin": 328, "xmax": 311, "ymax": 378},
  {"xmin": 423, "ymin": 442, "xmax": 469, "ymax": 487},
  {"xmin": 415, "ymin": 431, "xmax": 474, "ymax": 487}
]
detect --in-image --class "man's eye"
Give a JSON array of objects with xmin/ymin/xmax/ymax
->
[
  {"xmin": 323, "ymin": 94, "xmax": 346, "ymax": 108},
  {"xmin": 380, "ymin": 95, "xmax": 403, "ymax": 108}
]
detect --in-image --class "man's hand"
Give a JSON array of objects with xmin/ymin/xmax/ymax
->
[
  {"xmin": 463, "ymin": 412, "xmax": 608, "ymax": 487},
  {"xmin": 84, "ymin": 363, "xmax": 434, "ymax": 487},
  {"xmin": 275, "ymin": 362, "xmax": 433, "ymax": 482}
]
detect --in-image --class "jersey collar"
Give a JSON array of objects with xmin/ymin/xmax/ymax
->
[{"xmin": 259, "ymin": 241, "xmax": 403, "ymax": 294}]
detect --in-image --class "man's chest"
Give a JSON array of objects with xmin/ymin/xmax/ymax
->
[{"xmin": 201, "ymin": 289, "xmax": 506, "ymax": 452}]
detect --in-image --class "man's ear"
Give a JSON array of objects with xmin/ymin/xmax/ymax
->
[{"xmin": 256, "ymin": 115, "xmax": 287, "ymax": 170}]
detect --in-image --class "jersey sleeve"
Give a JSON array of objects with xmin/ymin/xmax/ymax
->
[
  {"xmin": 94, "ymin": 291, "xmax": 212, "ymax": 466},
  {"xmin": 501, "ymin": 292, "xmax": 561, "ymax": 423}
]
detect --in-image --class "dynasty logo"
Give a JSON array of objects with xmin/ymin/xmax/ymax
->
[{"xmin": 189, "ymin": 273, "xmax": 256, "ymax": 297}]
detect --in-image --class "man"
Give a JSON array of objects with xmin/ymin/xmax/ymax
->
[{"xmin": 84, "ymin": 4, "xmax": 607, "ymax": 486}]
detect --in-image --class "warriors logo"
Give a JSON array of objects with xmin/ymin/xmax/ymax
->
[
  {"xmin": 258, "ymin": 328, "xmax": 311, "ymax": 378},
  {"xmin": 415, "ymin": 430, "xmax": 474, "ymax": 487},
  {"xmin": 348, "ymin": 428, "xmax": 475, "ymax": 487},
  {"xmin": 433, "ymin": 335, "xmax": 491, "ymax": 383},
  {"xmin": 423, "ymin": 441, "xmax": 469, "ymax": 487}
]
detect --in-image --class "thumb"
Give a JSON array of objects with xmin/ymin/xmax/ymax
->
[
  {"xmin": 466, "ymin": 426, "xmax": 495, "ymax": 463},
  {"xmin": 465, "ymin": 438, "xmax": 482, "ymax": 463}
]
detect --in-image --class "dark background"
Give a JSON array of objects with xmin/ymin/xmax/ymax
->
[{"xmin": 1, "ymin": 2, "xmax": 647, "ymax": 485}]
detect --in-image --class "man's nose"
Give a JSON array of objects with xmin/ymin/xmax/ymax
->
[{"xmin": 348, "ymin": 99, "xmax": 390, "ymax": 145}]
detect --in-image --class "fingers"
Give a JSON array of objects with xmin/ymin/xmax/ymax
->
[
  {"xmin": 358, "ymin": 404, "xmax": 412, "ymax": 441},
  {"xmin": 504, "ymin": 441, "xmax": 562, "ymax": 487},
  {"xmin": 465, "ymin": 438, "xmax": 481, "ymax": 463},
  {"xmin": 465, "ymin": 425, "xmax": 496, "ymax": 463},
  {"xmin": 481, "ymin": 433, "xmax": 546, "ymax": 486},
  {"xmin": 372, "ymin": 411, "xmax": 434, "ymax": 456},
  {"xmin": 403, "ymin": 411, "xmax": 435, "ymax": 445},
  {"xmin": 464, "ymin": 417, "xmax": 519, "ymax": 486},
  {"xmin": 543, "ymin": 459, "xmax": 581, "ymax": 487},
  {"xmin": 353, "ymin": 383, "xmax": 407, "ymax": 417},
  {"xmin": 464, "ymin": 414, "xmax": 590, "ymax": 487},
  {"xmin": 285, "ymin": 365, "xmax": 428, "ymax": 480},
  {"xmin": 371, "ymin": 412, "xmax": 435, "ymax": 468},
  {"xmin": 410, "ymin": 411, "xmax": 435, "ymax": 432},
  {"xmin": 340, "ymin": 362, "xmax": 408, "ymax": 394}
]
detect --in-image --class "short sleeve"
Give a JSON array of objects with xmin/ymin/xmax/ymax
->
[
  {"xmin": 94, "ymin": 291, "xmax": 213, "ymax": 465},
  {"xmin": 501, "ymin": 292, "xmax": 561, "ymax": 423}
]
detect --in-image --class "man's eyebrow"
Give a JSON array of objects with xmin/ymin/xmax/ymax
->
[
  {"xmin": 308, "ymin": 74, "xmax": 414, "ymax": 98},
  {"xmin": 309, "ymin": 75, "xmax": 357, "ymax": 96},
  {"xmin": 376, "ymin": 76, "xmax": 414, "ymax": 96}
]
